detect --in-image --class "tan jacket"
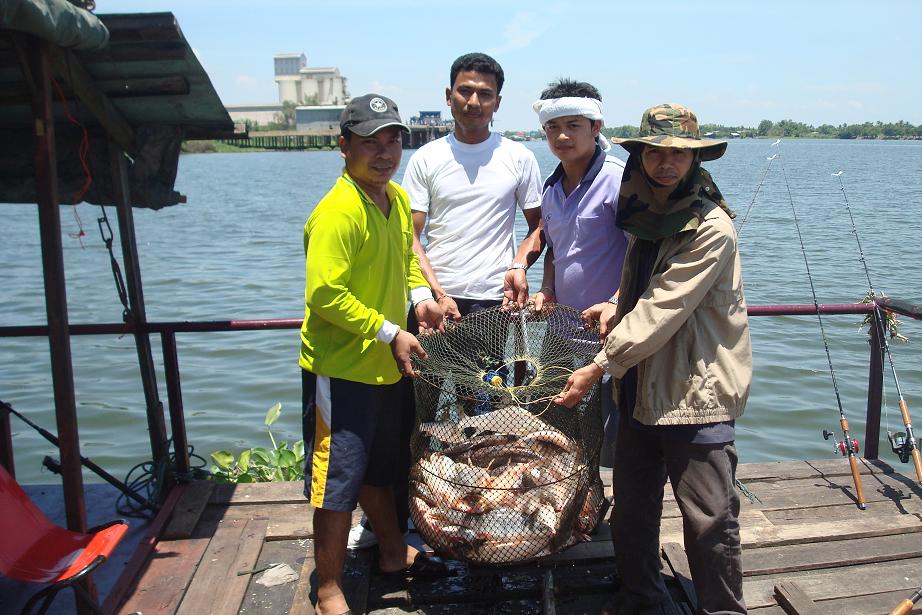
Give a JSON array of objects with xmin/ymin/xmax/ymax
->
[{"xmin": 593, "ymin": 204, "xmax": 752, "ymax": 425}]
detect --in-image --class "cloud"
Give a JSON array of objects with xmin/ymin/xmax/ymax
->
[
  {"xmin": 235, "ymin": 75, "xmax": 259, "ymax": 88},
  {"xmin": 368, "ymin": 81, "xmax": 404, "ymax": 96},
  {"xmin": 810, "ymin": 99, "xmax": 836, "ymax": 110},
  {"xmin": 487, "ymin": 11, "xmax": 550, "ymax": 55}
]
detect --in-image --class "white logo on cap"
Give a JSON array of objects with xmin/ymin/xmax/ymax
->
[{"xmin": 369, "ymin": 97, "xmax": 387, "ymax": 113}]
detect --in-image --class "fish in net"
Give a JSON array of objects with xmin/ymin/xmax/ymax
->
[{"xmin": 409, "ymin": 304, "xmax": 606, "ymax": 564}]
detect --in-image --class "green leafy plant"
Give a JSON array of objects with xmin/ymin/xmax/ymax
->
[
  {"xmin": 859, "ymin": 291, "xmax": 909, "ymax": 343},
  {"xmin": 209, "ymin": 403, "xmax": 305, "ymax": 483}
]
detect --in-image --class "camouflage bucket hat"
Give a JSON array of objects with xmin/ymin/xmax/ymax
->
[{"xmin": 613, "ymin": 103, "xmax": 727, "ymax": 161}]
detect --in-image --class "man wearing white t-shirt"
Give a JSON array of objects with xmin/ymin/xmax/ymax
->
[
  {"xmin": 346, "ymin": 52, "xmax": 544, "ymax": 550},
  {"xmin": 405, "ymin": 52, "xmax": 544, "ymax": 318}
]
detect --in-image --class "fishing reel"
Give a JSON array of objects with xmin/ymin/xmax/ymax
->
[
  {"xmin": 823, "ymin": 429, "xmax": 859, "ymax": 456},
  {"xmin": 888, "ymin": 431, "xmax": 917, "ymax": 464}
]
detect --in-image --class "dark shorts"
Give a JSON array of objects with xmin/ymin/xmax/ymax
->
[{"xmin": 301, "ymin": 369, "xmax": 402, "ymax": 512}]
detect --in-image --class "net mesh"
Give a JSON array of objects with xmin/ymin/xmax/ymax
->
[{"xmin": 409, "ymin": 304, "xmax": 605, "ymax": 564}]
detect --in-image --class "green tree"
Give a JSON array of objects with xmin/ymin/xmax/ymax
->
[
  {"xmin": 757, "ymin": 120, "xmax": 773, "ymax": 136},
  {"xmin": 281, "ymin": 100, "xmax": 297, "ymax": 130}
]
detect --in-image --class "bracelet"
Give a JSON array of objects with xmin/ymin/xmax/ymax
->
[
  {"xmin": 508, "ymin": 263, "xmax": 528, "ymax": 271},
  {"xmin": 435, "ymin": 294, "xmax": 450, "ymax": 303},
  {"xmin": 607, "ymin": 298, "xmax": 618, "ymax": 306}
]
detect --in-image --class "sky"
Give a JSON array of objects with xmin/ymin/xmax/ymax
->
[{"xmin": 98, "ymin": 0, "xmax": 922, "ymax": 132}]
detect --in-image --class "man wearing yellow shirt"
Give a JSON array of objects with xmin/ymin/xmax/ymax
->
[{"xmin": 300, "ymin": 94, "xmax": 446, "ymax": 615}]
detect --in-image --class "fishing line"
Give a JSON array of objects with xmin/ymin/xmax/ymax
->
[
  {"xmin": 736, "ymin": 149, "xmax": 778, "ymax": 237},
  {"xmin": 776, "ymin": 148, "xmax": 867, "ymax": 509},
  {"xmin": 834, "ymin": 172, "xmax": 922, "ymax": 482}
]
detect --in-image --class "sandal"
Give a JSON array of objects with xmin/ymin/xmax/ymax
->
[{"xmin": 377, "ymin": 552, "xmax": 450, "ymax": 579}]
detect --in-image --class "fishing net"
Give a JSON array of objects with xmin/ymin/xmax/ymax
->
[{"xmin": 409, "ymin": 304, "xmax": 605, "ymax": 565}]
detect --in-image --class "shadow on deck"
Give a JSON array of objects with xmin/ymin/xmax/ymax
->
[{"xmin": 24, "ymin": 458, "xmax": 922, "ymax": 614}]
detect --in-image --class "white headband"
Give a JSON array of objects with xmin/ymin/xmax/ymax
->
[{"xmin": 532, "ymin": 96, "xmax": 610, "ymax": 152}]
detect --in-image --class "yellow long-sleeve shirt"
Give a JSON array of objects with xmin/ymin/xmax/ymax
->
[{"xmin": 299, "ymin": 173, "xmax": 429, "ymax": 385}]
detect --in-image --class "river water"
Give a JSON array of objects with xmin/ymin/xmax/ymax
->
[{"xmin": 2, "ymin": 139, "xmax": 921, "ymax": 484}]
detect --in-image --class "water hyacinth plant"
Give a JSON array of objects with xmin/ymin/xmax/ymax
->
[
  {"xmin": 859, "ymin": 291, "xmax": 909, "ymax": 343},
  {"xmin": 209, "ymin": 403, "xmax": 305, "ymax": 483}
]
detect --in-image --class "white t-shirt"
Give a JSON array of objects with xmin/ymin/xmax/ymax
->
[{"xmin": 402, "ymin": 133, "xmax": 541, "ymax": 300}]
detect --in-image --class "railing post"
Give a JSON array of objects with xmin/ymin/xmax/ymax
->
[
  {"xmin": 865, "ymin": 312, "xmax": 884, "ymax": 460},
  {"xmin": 161, "ymin": 331, "xmax": 190, "ymax": 476},
  {"xmin": 108, "ymin": 143, "xmax": 171, "ymax": 494}
]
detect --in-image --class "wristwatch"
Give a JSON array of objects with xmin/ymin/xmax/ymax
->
[{"xmin": 508, "ymin": 263, "xmax": 528, "ymax": 271}]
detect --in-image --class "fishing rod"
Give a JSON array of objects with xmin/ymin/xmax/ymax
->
[
  {"xmin": 776, "ymin": 148, "xmax": 866, "ymax": 509},
  {"xmin": 888, "ymin": 583, "xmax": 922, "ymax": 615},
  {"xmin": 834, "ymin": 172, "xmax": 922, "ymax": 484},
  {"xmin": 0, "ymin": 399, "xmax": 156, "ymax": 511}
]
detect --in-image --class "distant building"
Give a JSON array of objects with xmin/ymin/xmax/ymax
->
[
  {"xmin": 226, "ymin": 103, "xmax": 282, "ymax": 128},
  {"xmin": 226, "ymin": 53, "xmax": 351, "ymax": 129},
  {"xmin": 274, "ymin": 52, "xmax": 349, "ymax": 106},
  {"xmin": 411, "ymin": 111, "xmax": 444, "ymax": 126}
]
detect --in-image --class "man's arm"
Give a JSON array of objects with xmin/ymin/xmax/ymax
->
[
  {"xmin": 503, "ymin": 206, "xmax": 545, "ymax": 306},
  {"xmin": 531, "ymin": 247, "xmax": 555, "ymax": 310},
  {"xmin": 412, "ymin": 211, "xmax": 461, "ymax": 320},
  {"xmin": 305, "ymin": 210, "xmax": 388, "ymax": 339}
]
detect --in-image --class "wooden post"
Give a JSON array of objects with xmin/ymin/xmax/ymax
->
[
  {"xmin": 28, "ymin": 36, "xmax": 88, "ymax": 534},
  {"xmin": 161, "ymin": 331, "xmax": 190, "ymax": 476},
  {"xmin": 865, "ymin": 310, "xmax": 884, "ymax": 460},
  {"xmin": 108, "ymin": 143, "xmax": 172, "ymax": 493},
  {"xmin": 27, "ymin": 35, "xmax": 95, "ymax": 613}
]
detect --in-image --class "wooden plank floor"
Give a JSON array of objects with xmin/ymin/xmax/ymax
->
[{"xmin": 110, "ymin": 458, "xmax": 922, "ymax": 614}]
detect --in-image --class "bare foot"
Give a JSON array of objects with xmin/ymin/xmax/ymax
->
[
  {"xmin": 315, "ymin": 589, "xmax": 349, "ymax": 615},
  {"xmin": 378, "ymin": 543, "xmax": 420, "ymax": 573}
]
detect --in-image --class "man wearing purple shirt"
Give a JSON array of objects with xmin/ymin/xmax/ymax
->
[{"xmin": 531, "ymin": 78, "xmax": 628, "ymax": 466}]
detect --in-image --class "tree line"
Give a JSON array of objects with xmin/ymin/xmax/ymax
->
[{"xmin": 600, "ymin": 119, "xmax": 922, "ymax": 140}]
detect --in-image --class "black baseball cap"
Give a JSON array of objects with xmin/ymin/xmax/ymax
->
[{"xmin": 340, "ymin": 93, "xmax": 410, "ymax": 136}]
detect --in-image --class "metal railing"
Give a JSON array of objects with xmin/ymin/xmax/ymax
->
[{"xmin": 1, "ymin": 299, "xmax": 920, "ymax": 476}]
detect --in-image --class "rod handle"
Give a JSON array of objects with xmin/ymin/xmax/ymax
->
[
  {"xmin": 848, "ymin": 454, "xmax": 867, "ymax": 510},
  {"xmin": 897, "ymin": 400, "xmax": 922, "ymax": 483},
  {"xmin": 899, "ymin": 399, "xmax": 914, "ymax": 425},
  {"xmin": 888, "ymin": 599, "xmax": 913, "ymax": 615}
]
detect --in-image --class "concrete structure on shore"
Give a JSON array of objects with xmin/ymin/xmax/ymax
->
[
  {"xmin": 226, "ymin": 52, "xmax": 350, "ymax": 129},
  {"xmin": 274, "ymin": 53, "xmax": 348, "ymax": 106},
  {"xmin": 295, "ymin": 105, "xmax": 346, "ymax": 133},
  {"xmin": 226, "ymin": 103, "xmax": 282, "ymax": 128}
]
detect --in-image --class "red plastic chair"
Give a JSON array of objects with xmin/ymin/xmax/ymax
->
[{"xmin": 0, "ymin": 464, "xmax": 128, "ymax": 615}]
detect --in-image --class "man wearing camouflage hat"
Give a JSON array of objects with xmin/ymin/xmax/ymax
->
[{"xmin": 555, "ymin": 103, "xmax": 751, "ymax": 615}]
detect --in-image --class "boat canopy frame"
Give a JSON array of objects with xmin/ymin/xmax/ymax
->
[{"xmin": 0, "ymin": 6, "xmax": 233, "ymax": 610}]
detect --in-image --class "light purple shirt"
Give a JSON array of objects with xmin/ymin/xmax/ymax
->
[{"xmin": 541, "ymin": 148, "xmax": 628, "ymax": 312}]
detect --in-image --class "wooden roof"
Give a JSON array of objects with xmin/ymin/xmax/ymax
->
[{"xmin": 0, "ymin": 9, "xmax": 235, "ymax": 208}]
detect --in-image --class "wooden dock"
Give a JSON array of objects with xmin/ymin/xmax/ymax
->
[
  {"xmin": 106, "ymin": 457, "xmax": 922, "ymax": 614},
  {"xmin": 219, "ymin": 124, "xmax": 452, "ymax": 151}
]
